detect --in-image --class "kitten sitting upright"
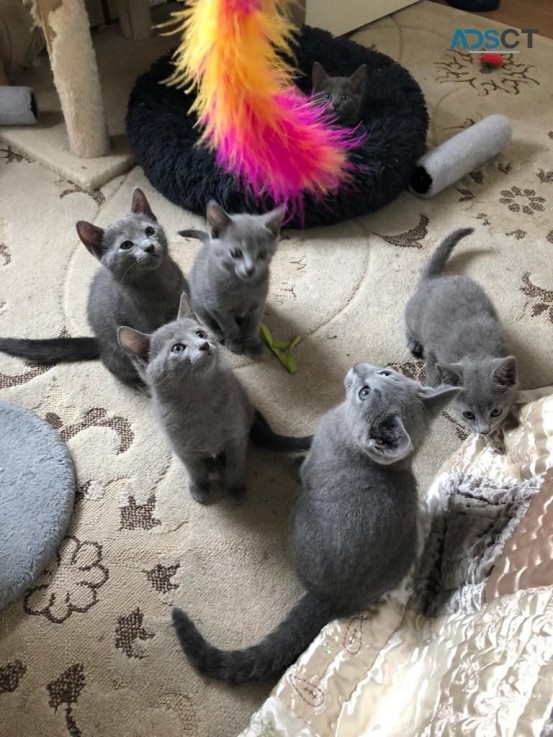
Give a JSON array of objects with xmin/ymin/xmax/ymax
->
[
  {"xmin": 0, "ymin": 189, "xmax": 187, "ymax": 388},
  {"xmin": 311, "ymin": 61, "xmax": 367, "ymax": 127},
  {"xmin": 179, "ymin": 201, "xmax": 283, "ymax": 357},
  {"xmin": 171, "ymin": 364, "xmax": 458, "ymax": 684},
  {"xmin": 118, "ymin": 294, "xmax": 311, "ymax": 505},
  {"xmin": 405, "ymin": 228, "xmax": 517, "ymax": 451}
]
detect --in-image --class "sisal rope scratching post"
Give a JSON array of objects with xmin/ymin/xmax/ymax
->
[{"xmin": 33, "ymin": 0, "xmax": 109, "ymax": 158}]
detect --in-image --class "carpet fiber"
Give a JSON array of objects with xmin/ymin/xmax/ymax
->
[
  {"xmin": 0, "ymin": 401, "xmax": 75, "ymax": 610},
  {"xmin": 0, "ymin": 2, "xmax": 552, "ymax": 736}
]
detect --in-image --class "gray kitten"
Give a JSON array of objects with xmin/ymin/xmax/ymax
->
[
  {"xmin": 405, "ymin": 228, "xmax": 517, "ymax": 450},
  {"xmin": 312, "ymin": 61, "xmax": 367, "ymax": 127},
  {"xmin": 179, "ymin": 201, "xmax": 283, "ymax": 357},
  {"xmin": 0, "ymin": 189, "xmax": 187, "ymax": 388},
  {"xmin": 171, "ymin": 364, "xmax": 458, "ymax": 683},
  {"xmin": 118, "ymin": 294, "xmax": 311, "ymax": 505}
]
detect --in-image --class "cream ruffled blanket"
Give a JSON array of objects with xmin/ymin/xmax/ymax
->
[{"xmin": 240, "ymin": 389, "xmax": 553, "ymax": 737}]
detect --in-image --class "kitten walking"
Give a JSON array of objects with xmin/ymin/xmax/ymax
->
[
  {"xmin": 405, "ymin": 228, "xmax": 517, "ymax": 449},
  {"xmin": 179, "ymin": 201, "xmax": 283, "ymax": 357},
  {"xmin": 118, "ymin": 294, "xmax": 311, "ymax": 505},
  {"xmin": 0, "ymin": 189, "xmax": 187, "ymax": 387},
  {"xmin": 311, "ymin": 61, "xmax": 367, "ymax": 127},
  {"xmin": 171, "ymin": 364, "xmax": 458, "ymax": 683}
]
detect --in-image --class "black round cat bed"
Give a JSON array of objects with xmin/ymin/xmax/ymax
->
[{"xmin": 127, "ymin": 26, "xmax": 428, "ymax": 228}]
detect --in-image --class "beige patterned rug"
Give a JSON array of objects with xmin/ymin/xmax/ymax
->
[{"xmin": 1, "ymin": 2, "xmax": 552, "ymax": 736}]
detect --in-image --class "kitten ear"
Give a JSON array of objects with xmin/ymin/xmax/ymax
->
[
  {"xmin": 436, "ymin": 362, "xmax": 463, "ymax": 387},
  {"xmin": 349, "ymin": 64, "xmax": 368, "ymax": 95},
  {"xmin": 263, "ymin": 206, "xmax": 285, "ymax": 238},
  {"xmin": 76, "ymin": 221, "xmax": 105, "ymax": 260},
  {"xmin": 419, "ymin": 385, "xmax": 461, "ymax": 415},
  {"xmin": 131, "ymin": 188, "xmax": 157, "ymax": 222},
  {"xmin": 118, "ymin": 326, "xmax": 150, "ymax": 365},
  {"xmin": 177, "ymin": 291, "xmax": 195, "ymax": 320},
  {"xmin": 370, "ymin": 416, "xmax": 412, "ymax": 462},
  {"xmin": 206, "ymin": 200, "xmax": 232, "ymax": 239},
  {"xmin": 312, "ymin": 61, "xmax": 328, "ymax": 91},
  {"xmin": 492, "ymin": 356, "xmax": 517, "ymax": 387}
]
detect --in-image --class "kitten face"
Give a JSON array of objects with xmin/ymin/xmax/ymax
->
[
  {"xmin": 206, "ymin": 202, "xmax": 283, "ymax": 283},
  {"xmin": 437, "ymin": 357, "xmax": 517, "ymax": 435},
  {"xmin": 312, "ymin": 61, "xmax": 367, "ymax": 127},
  {"xmin": 118, "ymin": 293, "xmax": 219, "ymax": 386},
  {"xmin": 76, "ymin": 188, "xmax": 168, "ymax": 281},
  {"xmin": 344, "ymin": 363, "xmax": 458, "ymax": 464},
  {"xmin": 146, "ymin": 319, "xmax": 218, "ymax": 383},
  {"xmin": 101, "ymin": 215, "xmax": 167, "ymax": 278}
]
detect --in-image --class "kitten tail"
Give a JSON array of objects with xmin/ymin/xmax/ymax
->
[
  {"xmin": 422, "ymin": 227, "xmax": 474, "ymax": 280},
  {"xmin": 172, "ymin": 592, "xmax": 336, "ymax": 685},
  {"xmin": 0, "ymin": 337, "xmax": 100, "ymax": 363},
  {"xmin": 250, "ymin": 409, "xmax": 312, "ymax": 452},
  {"xmin": 178, "ymin": 229, "xmax": 210, "ymax": 244}
]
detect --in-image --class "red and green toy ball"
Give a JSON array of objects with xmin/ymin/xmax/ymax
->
[{"xmin": 480, "ymin": 53, "xmax": 504, "ymax": 68}]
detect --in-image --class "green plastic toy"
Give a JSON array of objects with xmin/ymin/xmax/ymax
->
[{"xmin": 260, "ymin": 323, "xmax": 302, "ymax": 374}]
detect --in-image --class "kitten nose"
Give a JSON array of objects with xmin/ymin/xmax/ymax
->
[
  {"xmin": 198, "ymin": 342, "xmax": 210, "ymax": 352},
  {"xmin": 478, "ymin": 423, "xmax": 491, "ymax": 435},
  {"xmin": 245, "ymin": 266, "xmax": 254, "ymax": 277},
  {"xmin": 144, "ymin": 244, "xmax": 155, "ymax": 254}
]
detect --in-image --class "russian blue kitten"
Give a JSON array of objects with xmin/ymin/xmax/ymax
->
[
  {"xmin": 405, "ymin": 228, "xmax": 517, "ymax": 449},
  {"xmin": 171, "ymin": 364, "xmax": 458, "ymax": 683},
  {"xmin": 0, "ymin": 189, "xmax": 187, "ymax": 387},
  {"xmin": 311, "ymin": 61, "xmax": 367, "ymax": 127},
  {"xmin": 179, "ymin": 201, "xmax": 283, "ymax": 357},
  {"xmin": 118, "ymin": 294, "xmax": 311, "ymax": 505}
]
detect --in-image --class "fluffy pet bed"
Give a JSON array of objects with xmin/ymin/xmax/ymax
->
[
  {"xmin": 126, "ymin": 26, "xmax": 428, "ymax": 228},
  {"xmin": 0, "ymin": 401, "xmax": 75, "ymax": 610}
]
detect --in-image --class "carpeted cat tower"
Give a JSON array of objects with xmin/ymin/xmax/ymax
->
[{"xmin": 126, "ymin": 0, "xmax": 429, "ymax": 228}]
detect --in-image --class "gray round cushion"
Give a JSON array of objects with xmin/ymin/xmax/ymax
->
[{"xmin": 0, "ymin": 400, "xmax": 75, "ymax": 610}]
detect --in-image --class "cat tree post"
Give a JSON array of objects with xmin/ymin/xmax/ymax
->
[{"xmin": 33, "ymin": 0, "xmax": 109, "ymax": 158}]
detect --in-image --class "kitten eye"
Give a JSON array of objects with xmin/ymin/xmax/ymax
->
[
  {"xmin": 120, "ymin": 240, "xmax": 133, "ymax": 250},
  {"xmin": 378, "ymin": 370, "xmax": 391, "ymax": 377},
  {"xmin": 258, "ymin": 251, "xmax": 266, "ymax": 260},
  {"xmin": 490, "ymin": 408, "xmax": 503, "ymax": 418},
  {"xmin": 230, "ymin": 248, "xmax": 243, "ymax": 259},
  {"xmin": 171, "ymin": 343, "xmax": 186, "ymax": 354},
  {"xmin": 342, "ymin": 94, "xmax": 349, "ymax": 101},
  {"xmin": 195, "ymin": 330, "xmax": 207, "ymax": 339},
  {"xmin": 145, "ymin": 226, "xmax": 155, "ymax": 237},
  {"xmin": 358, "ymin": 387, "xmax": 370, "ymax": 400},
  {"xmin": 463, "ymin": 411, "xmax": 475, "ymax": 420},
  {"xmin": 323, "ymin": 92, "xmax": 331, "ymax": 100}
]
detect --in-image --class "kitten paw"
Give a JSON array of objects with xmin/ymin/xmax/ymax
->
[
  {"xmin": 226, "ymin": 340, "xmax": 245, "ymax": 355},
  {"xmin": 227, "ymin": 485, "xmax": 247, "ymax": 505},
  {"xmin": 189, "ymin": 481, "xmax": 211, "ymax": 504},
  {"xmin": 244, "ymin": 339, "xmax": 264, "ymax": 357},
  {"xmin": 489, "ymin": 433, "xmax": 507, "ymax": 455},
  {"xmin": 290, "ymin": 455, "xmax": 306, "ymax": 483},
  {"xmin": 407, "ymin": 339, "xmax": 424, "ymax": 358}
]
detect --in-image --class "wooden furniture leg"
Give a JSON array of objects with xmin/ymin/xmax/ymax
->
[
  {"xmin": 33, "ymin": 0, "xmax": 109, "ymax": 158},
  {"xmin": 0, "ymin": 60, "xmax": 8, "ymax": 86},
  {"xmin": 116, "ymin": 0, "xmax": 152, "ymax": 40}
]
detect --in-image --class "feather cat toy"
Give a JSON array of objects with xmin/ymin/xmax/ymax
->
[{"xmin": 162, "ymin": 0, "xmax": 363, "ymax": 216}]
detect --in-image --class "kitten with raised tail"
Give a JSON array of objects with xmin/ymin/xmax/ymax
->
[
  {"xmin": 0, "ymin": 189, "xmax": 187, "ymax": 388},
  {"xmin": 178, "ymin": 201, "xmax": 283, "ymax": 357},
  {"xmin": 311, "ymin": 61, "xmax": 367, "ymax": 127},
  {"xmin": 171, "ymin": 364, "xmax": 458, "ymax": 683},
  {"xmin": 118, "ymin": 293, "xmax": 311, "ymax": 505},
  {"xmin": 405, "ymin": 228, "xmax": 517, "ymax": 452}
]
